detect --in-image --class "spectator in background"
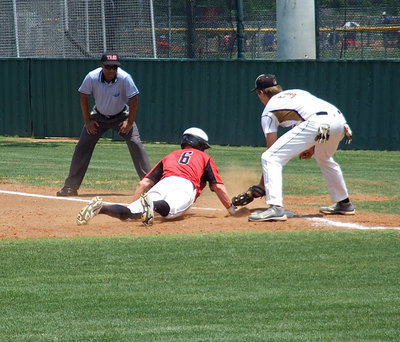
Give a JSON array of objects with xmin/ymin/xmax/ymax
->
[
  {"xmin": 382, "ymin": 11, "xmax": 393, "ymax": 48},
  {"xmin": 326, "ymin": 31, "xmax": 338, "ymax": 47},
  {"xmin": 382, "ymin": 11, "xmax": 392, "ymax": 25},
  {"xmin": 263, "ymin": 33, "xmax": 276, "ymax": 51},
  {"xmin": 156, "ymin": 35, "xmax": 169, "ymax": 55},
  {"xmin": 342, "ymin": 21, "xmax": 359, "ymax": 49},
  {"xmin": 223, "ymin": 34, "xmax": 233, "ymax": 52}
]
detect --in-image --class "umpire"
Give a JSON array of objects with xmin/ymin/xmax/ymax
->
[{"xmin": 57, "ymin": 52, "xmax": 151, "ymax": 197}]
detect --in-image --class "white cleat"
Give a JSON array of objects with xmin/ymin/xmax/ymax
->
[
  {"xmin": 76, "ymin": 196, "xmax": 103, "ymax": 225},
  {"xmin": 140, "ymin": 193, "xmax": 154, "ymax": 226},
  {"xmin": 248, "ymin": 205, "xmax": 287, "ymax": 222},
  {"xmin": 319, "ymin": 202, "xmax": 355, "ymax": 215}
]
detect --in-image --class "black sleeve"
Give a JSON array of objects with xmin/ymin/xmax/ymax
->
[
  {"xmin": 200, "ymin": 160, "xmax": 218, "ymax": 187},
  {"xmin": 146, "ymin": 161, "xmax": 164, "ymax": 184}
]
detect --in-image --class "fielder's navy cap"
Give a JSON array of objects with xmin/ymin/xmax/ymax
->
[
  {"xmin": 100, "ymin": 52, "xmax": 121, "ymax": 66},
  {"xmin": 251, "ymin": 74, "xmax": 278, "ymax": 91}
]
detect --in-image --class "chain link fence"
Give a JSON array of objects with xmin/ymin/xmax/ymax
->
[
  {"xmin": 1, "ymin": 0, "xmax": 154, "ymax": 58},
  {"xmin": 318, "ymin": 4, "xmax": 400, "ymax": 59},
  {"xmin": 1, "ymin": 0, "xmax": 399, "ymax": 59}
]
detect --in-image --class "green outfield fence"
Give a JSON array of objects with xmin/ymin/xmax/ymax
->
[{"xmin": 0, "ymin": 58, "xmax": 399, "ymax": 150}]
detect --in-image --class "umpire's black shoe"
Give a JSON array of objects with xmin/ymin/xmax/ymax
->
[{"xmin": 57, "ymin": 186, "xmax": 78, "ymax": 197}]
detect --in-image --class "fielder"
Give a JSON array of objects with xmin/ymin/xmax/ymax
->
[
  {"xmin": 233, "ymin": 74, "xmax": 355, "ymax": 222},
  {"xmin": 76, "ymin": 127, "xmax": 237, "ymax": 226}
]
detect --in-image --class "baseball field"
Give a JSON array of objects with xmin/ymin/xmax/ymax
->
[{"xmin": 0, "ymin": 137, "xmax": 399, "ymax": 341}]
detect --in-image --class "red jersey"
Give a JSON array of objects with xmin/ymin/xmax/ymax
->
[{"xmin": 145, "ymin": 148, "xmax": 223, "ymax": 199}]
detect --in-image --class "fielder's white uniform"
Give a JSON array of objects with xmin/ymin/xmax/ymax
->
[{"xmin": 261, "ymin": 89, "xmax": 350, "ymax": 207}]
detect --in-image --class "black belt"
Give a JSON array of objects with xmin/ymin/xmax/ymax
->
[
  {"xmin": 94, "ymin": 106, "xmax": 126, "ymax": 119},
  {"xmin": 315, "ymin": 111, "xmax": 328, "ymax": 116}
]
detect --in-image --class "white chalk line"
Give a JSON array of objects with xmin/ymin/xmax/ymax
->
[
  {"xmin": 308, "ymin": 217, "xmax": 400, "ymax": 231},
  {"xmin": 1, "ymin": 190, "xmax": 399, "ymax": 230},
  {"xmin": 0, "ymin": 190, "xmax": 219, "ymax": 211}
]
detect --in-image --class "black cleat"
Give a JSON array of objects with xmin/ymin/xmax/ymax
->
[{"xmin": 56, "ymin": 186, "xmax": 78, "ymax": 197}]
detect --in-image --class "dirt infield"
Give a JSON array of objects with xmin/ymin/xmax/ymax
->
[{"xmin": 0, "ymin": 182, "xmax": 399, "ymax": 239}]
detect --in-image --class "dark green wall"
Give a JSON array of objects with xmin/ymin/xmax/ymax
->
[
  {"xmin": 1, "ymin": 58, "xmax": 399, "ymax": 150},
  {"xmin": 1, "ymin": 59, "xmax": 31, "ymax": 136}
]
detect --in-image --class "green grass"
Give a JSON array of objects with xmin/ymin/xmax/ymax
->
[
  {"xmin": 0, "ymin": 232, "xmax": 399, "ymax": 341},
  {"xmin": 0, "ymin": 138, "xmax": 177, "ymax": 189},
  {"xmin": 0, "ymin": 136, "xmax": 399, "ymax": 214},
  {"xmin": 1, "ymin": 137, "xmax": 400, "ymax": 341}
]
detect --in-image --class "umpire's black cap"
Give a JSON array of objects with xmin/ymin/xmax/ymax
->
[
  {"xmin": 100, "ymin": 52, "xmax": 121, "ymax": 66},
  {"xmin": 251, "ymin": 74, "xmax": 278, "ymax": 91}
]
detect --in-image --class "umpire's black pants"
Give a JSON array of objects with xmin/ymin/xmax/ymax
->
[{"xmin": 63, "ymin": 112, "xmax": 151, "ymax": 190}]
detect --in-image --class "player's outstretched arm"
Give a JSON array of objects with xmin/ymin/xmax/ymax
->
[
  {"xmin": 131, "ymin": 177, "xmax": 154, "ymax": 202},
  {"xmin": 210, "ymin": 183, "xmax": 236, "ymax": 215}
]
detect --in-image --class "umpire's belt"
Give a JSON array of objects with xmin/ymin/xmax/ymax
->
[
  {"xmin": 94, "ymin": 106, "xmax": 127, "ymax": 119},
  {"xmin": 315, "ymin": 111, "xmax": 328, "ymax": 116}
]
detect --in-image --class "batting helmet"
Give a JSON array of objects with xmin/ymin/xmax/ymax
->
[{"xmin": 181, "ymin": 127, "xmax": 210, "ymax": 151}]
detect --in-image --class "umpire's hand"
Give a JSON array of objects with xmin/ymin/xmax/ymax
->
[
  {"xmin": 119, "ymin": 120, "xmax": 133, "ymax": 135},
  {"xmin": 85, "ymin": 120, "xmax": 99, "ymax": 135}
]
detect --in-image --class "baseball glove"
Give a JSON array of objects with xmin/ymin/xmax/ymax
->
[
  {"xmin": 299, "ymin": 146, "xmax": 315, "ymax": 160},
  {"xmin": 343, "ymin": 123, "xmax": 353, "ymax": 144},
  {"xmin": 315, "ymin": 124, "xmax": 330, "ymax": 143},
  {"xmin": 232, "ymin": 185, "xmax": 266, "ymax": 206}
]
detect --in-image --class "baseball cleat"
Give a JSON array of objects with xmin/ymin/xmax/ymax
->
[
  {"xmin": 140, "ymin": 193, "xmax": 154, "ymax": 226},
  {"xmin": 57, "ymin": 186, "xmax": 78, "ymax": 197},
  {"xmin": 248, "ymin": 205, "xmax": 287, "ymax": 222},
  {"xmin": 76, "ymin": 196, "xmax": 103, "ymax": 225},
  {"xmin": 319, "ymin": 202, "xmax": 355, "ymax": 215}
]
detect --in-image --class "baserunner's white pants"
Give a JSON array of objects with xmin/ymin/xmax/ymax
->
[{"xmin": 128, "ymin": 176, "xmax": 196, "ymax": 219}]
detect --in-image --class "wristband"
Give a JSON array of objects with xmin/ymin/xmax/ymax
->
[{"xmin": 227, "ymin": 204, "xmax": 237, "ymax": 216}]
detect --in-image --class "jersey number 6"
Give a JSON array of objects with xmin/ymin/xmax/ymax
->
[{"xmin": 179, "ymin": 151, "xmax": 193, "ymax": 165}]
